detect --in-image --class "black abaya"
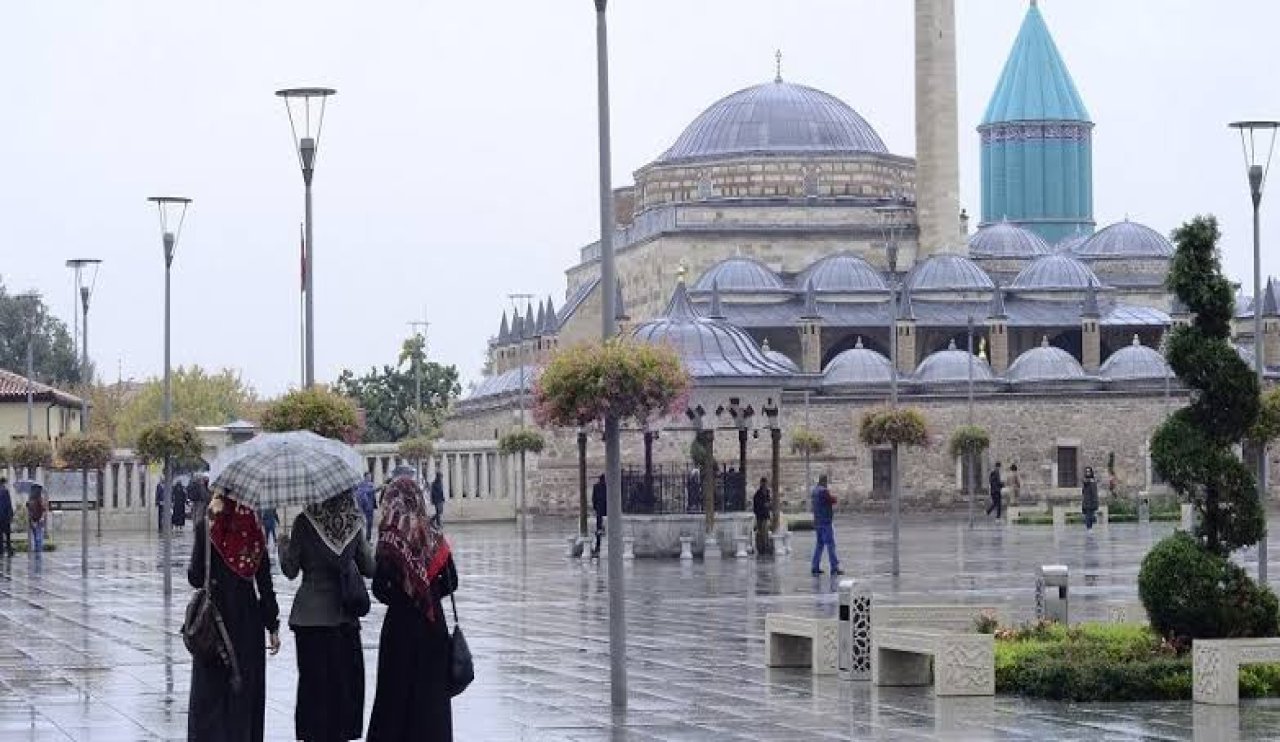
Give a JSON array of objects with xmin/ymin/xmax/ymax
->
[
  {"xmin": 187, "ymin": 526, "xmax": 279, "ymax": 742},
  {"xmin": 367, "ymin": 557, "xmax": 458, "ymax": 742}
]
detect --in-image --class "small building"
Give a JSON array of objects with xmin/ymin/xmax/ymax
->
[{"xmin": 0, "ymin": 369, "xmax": 83, "ymax": 447}]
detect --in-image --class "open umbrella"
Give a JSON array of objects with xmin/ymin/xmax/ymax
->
[{"xmin": 208, "ymin": 431, "xmax": 365, "ymax": 509}]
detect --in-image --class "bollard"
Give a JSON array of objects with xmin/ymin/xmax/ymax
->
[
  {"xmin": 679, "ymin": 535, "xmax": 694, "ymax": 560},
  {"xmin": 1037, "ymin": 564, "xmax": 1069, "ymax": 624},
  {"xmin": 622, "ymin": 536, "xmax": 635, "ymax": 561},
  {"xmin": 567, "ymin": 535, "xmax": 581, "ymax": 559},
  {"xmin": 704, "ymin": 533, "xmax": 721, "ymax": 560},
  {"xmin": 734, "ymin": 533, "xmax": 749, "ymax": 559},
  {"xmin": 581, "ymin": 535, "xmax": 594, "ymax": 561},
  {"xmin": 838, "ymin": 579, "xmax": 855, "ymax": 680},
  {"xmin": 1138, "ymin": 495, "xmax": 1150, "ymax": 525},
  {"xmin": 770, "ymin": 532, "xmax": 788, "ymax": 558}
]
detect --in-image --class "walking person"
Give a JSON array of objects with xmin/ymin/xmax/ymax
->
[
  {"xmin": 810, "ymin": 475, "xmax": 842, "ymax": 576},
  {"xmin": 356, "ymin": 473, "xmax": 377, "ymax": 541},
  {"xmin": 156, "ymin": 481, "xmax": 167, "ymax": 534},
  {"xmin": 26, "ymin": 483, "xmax": 47, "ymax": 555},
  {"xmin": 278, "ymin": 493, "xmax": 375, "ymax": 742},
  {"xmin": 0, "ymin": 477, "xmax": 13, "ymax": 557},
  {"xmin": 986, "ymin": 462, "xmax": 1004, "ymax": 520},
  {"xmin": 187, "ymin": 490, "xmax": 281, "ymax": 742},
  {"xmin": 1082, "ymin": 466, "xmax": 1100, "ymax": 531},
  {"xmin": 187, "ymin": 474, "xmax": 211, "ymax": 523},
  {"xmin": 752, "ymin": 477, "xmax": 772, "ymax": 555},
  {"xmin": 1008, "ymin": 463, "xmax": 1022, "ymax": 505},
  {"xmin": 591, "ymin": 474, "xmax": 606, "ymax": 557},
  {"xmin": 259, "ymin": 507, "xmax": 279, "ymax": 548},
  {"xmin": 172, "ymin": 479, "xmax": 189, "ymax": 532},
  {"xmin": 367, "ymin": 477, "xmax": 459, "ymax": 742},
  {"xmin": 430, "ymin": 471, "xmax": 446, "ymax": 523}
]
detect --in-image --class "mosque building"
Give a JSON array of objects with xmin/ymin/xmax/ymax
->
[{"xmin": 443, "ymin": 1, "xmax": 1280, "ymax": 514}]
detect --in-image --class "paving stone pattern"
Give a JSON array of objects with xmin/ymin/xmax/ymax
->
[{"xmin": 2, "ymin": 516, "xmax": 1280, "ymax": 740}]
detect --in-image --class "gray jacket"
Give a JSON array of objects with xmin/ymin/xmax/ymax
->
[{"xmin": 279, "ymin": 513, "xmax": 375, "ymax": 627}]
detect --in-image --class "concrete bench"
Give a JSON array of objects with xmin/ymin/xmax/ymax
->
[
  {"xmin": 1052, "ymin": 504, "xmax": 1108, "ymax": 528},
  {"xmin": 872, "ymin": 627, "xmax": 995, "ymax": 696},
  {"xmin": 765, "ymin": 614, "xmax": 838, "ymax": 675},
  {"xmin": 872, "ymin": 605, "xmax": 1003, "ymax": 633},
  {"xmin": 1194, "ymin": 638, "xmax": 1280, "ymax": 705}
]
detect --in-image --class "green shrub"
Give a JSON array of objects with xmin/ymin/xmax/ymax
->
[
  {"xmin": 789, "ymin": 428, "xmax": 826, "ymax": 457},
  {"xmin": 397, "ymin": 436, "xmax": 435, "ymax": 462},
  {"xmin": 499, "ymin": 429, "xmax": 544, "ymax": 455},
  {"xmin": 59, "ymin": 434, "xmax": 113, "ymax": 470},
  {"xmin": 858, "ymin": 407, "xmax": 928, "ymax": 447},
  {"xmin": 1139, "ymin": 531, "xmax": 1279, "ymax": 647},
  {"xmin": 261, "ymin": 387, "xmax": 363, "ymax": 443},
  {"xmin": 135, "ymin": 420, "xmax": 204, "ymax": 465},
  {"xmin": 947, "ymin": 425, "xmax": 990, "ymax": 459},
  {"xmin": 534, "ymin": 339, "xmax": 690, "ymax": 427},
  {"xmin": 11, "ymin": 439, "xmax": 52, "ymax": 471}
]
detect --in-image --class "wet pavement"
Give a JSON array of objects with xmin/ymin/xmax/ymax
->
[{"xmin": 2, "ymin": 515, "xmax": 1280, "ymax": 740}]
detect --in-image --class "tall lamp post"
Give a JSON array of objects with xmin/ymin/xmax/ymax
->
[
  {"xmin": 16, "ymin": 292, "xmax": 41, "ymax": 439},
  {"xmin": 876, "ymin": 204, "xmax": 912, "ymax": 577},
  {"xmin": 593, "ymin": 0, "xmax": 627, "ymax": 709},
  {"xmin": 507, "ymin": 293, "xmax": 534, "ymax": 516},
  {"xmin": 763, "ymin": 398, "xmax": 782, "ymax": 548},
  {"xmin": 67, "ymin": 258, "xmax": 102, "ymax": 571},
  {"xmin": 1231, "ymin": 120, "xmax": 1280, "ymax": 583},
  {"xmin": 277, "ymin": 87, "xmax": 336, "ymax": 389},
  {"xmin": 966, "ymin": 314, "xmax": 976, "ymax": 528},
  {"xmin": 149, "ymin": 196, "xmax": 190, "ymax": 599}
]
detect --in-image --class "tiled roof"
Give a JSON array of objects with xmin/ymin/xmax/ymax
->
[{"xmin": 0, "ymin": 369, "xmax": 82, "ymax": 406}]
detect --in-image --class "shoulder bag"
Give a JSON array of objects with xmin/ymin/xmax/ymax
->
[
  {"xmin": 447, "ymin": 592, "xmax": 474, "ymax": 697},
  {"xmin": 182, "ymin": 520, "xmax": 243, "ymax": 692},
  {"xmin": 339, "ymin": 550, "xmax": 371, "ymax": 619}
]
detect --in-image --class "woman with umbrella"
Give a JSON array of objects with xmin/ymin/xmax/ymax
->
[
  {"xmin": 208, "ymin": 431, "xmax": 374, "ymax": 742},
  {"xmin": 187, "ymin": 489, "xmax": 280, "ymax": 741},
  {"xmin": 367, "ymin": 476, "xmax": 458, "ymax": 741}
]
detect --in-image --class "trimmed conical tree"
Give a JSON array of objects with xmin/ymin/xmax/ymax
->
[{"xmin": 1140, "ymin": 215, "xmax": 1278, "ymax": 644}]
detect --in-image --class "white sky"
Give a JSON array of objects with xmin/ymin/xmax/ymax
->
[{"xmin": 2, "ymin": 1, "xmax": 1278, "ymax": 395}]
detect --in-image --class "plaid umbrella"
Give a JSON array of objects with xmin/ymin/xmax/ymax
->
[{"xmin": 208, "ymin": 431, "xmax": 365, "ymax": 508}]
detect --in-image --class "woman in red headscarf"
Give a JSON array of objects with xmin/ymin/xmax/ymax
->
[
  {"xmin": 187, "ymin": 489, "xmax": 280, "ymax": 742},
  {"xmin": 367, "ymin": 477, "xmax": 458, "ymax": 742}
]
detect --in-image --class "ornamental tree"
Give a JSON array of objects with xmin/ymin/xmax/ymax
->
[
  {"xmin": 947, "ymin": 425, "xmax": 990, "ymax": 459},
  {"xmin": 859, "ymin": 407, "xmax": 929, "ymax": 448},
  {"xmin": 1140, "ymin": 215, "xmax": 1278, "ymax": 643},
  {"xmin": 11, "ymin": 439, "xmax": 52, "ymax": 474},
  {"xmin": 59, "ymin": 434, "xmax": 113, "ymax": 470},
  {"xmin": 499, "ymin": 429, "xmax": 545, "ymax": 455},
  {"xmin": 534, "ymin": 340, "xmax": 690, "ymax": 427},
  {"xmin": 135, "ymin": 420, "xmax": 205, "ymax": 468},
  {"xmin": 261, "ymin": 387, "xmax": 363, "ymax": 443},
  {"xmin": 790, "ymin": 428, "xmax": 827, "ymax": 457}
]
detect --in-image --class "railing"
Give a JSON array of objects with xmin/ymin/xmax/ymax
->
[{"xmin": 620, "ymin": 464, "xmax": 748, "ymax": 515}]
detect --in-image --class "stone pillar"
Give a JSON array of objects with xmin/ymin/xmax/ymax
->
[
  {"xmin": 441, "ymin": 454, "xmax": 451, "ymax": 500},
  {"xmin": 986, "ymin": 320, "xmax": 1009, "ymax": 373},
  {"xmin": 798, "ymin": 322, "xmax": 822, "ymax": 373},
  {"xmin": 479, "ymin": 452, "xmax": 490, "ymax": 497},
  {"xmin": 913, "ymin": 0, "xmax": 960, "ymax": 256},
  {"xmin": 1082, "ymin": 316, "xmax": 1101, "ymax": 372},
  {"xmin": 895, "ymin": 319, "xmax": 917, "ymax": 374},
  {"xmin": 1265, "ymin": 317, "xmax": 1280, "ymax": 370}
]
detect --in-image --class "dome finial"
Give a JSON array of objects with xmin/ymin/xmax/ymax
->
[
  {"xmin": 761, "ymin": 337, "xmax": 772, "ymax": 352},
  {"xmin": 676, "ymin": 262, "xmax": 688, "ymax": 285},
  {"xmin": 775, "ymin": 49, "xmax": 783, "ymax": 83},
  {"xmin": 1041, "ymin": 335, "xmax": 1050, "ymax": 348},
  {"xmin": 1132, "ymin": 334, "xmax": 1141, "ymax": 346},
  {"xmin": 855, "ymin": 336, "xmax": 864, "ymax": 349}
]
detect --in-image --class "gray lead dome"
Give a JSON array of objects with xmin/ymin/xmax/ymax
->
[
  {"xmin": 693, "ymin": 257, "xmax": 785, "ymax": 293},
  {"xmin": 1100, "ymin": 336, "xmax": 1171, "ymax": 381},
  {"xmin": 658, "ymin": 80, "xmax": 888, "ymax": 164},
  {"xmin": 1010, "ymin": 253, "xmax": 1103, "ymax": 291},
  {"xmin": 914, "ymin": 340, "xmax": 996, "ymax": 383},
  {"xmin": 1074, "ymin": 220, "xmax": 1174, "ymax": 259},
  {"xmin": 822, "ymin": 338, "xmax": 895, "ymax": 389},
  {"xmin": 968, "ymin": 222, "xmax": 1051, "ymax": 259},
  {"xmin": 797, "ymin": 252, "xmax": 888, "ymax": 293},
  {"xmin": 1006, "ymin": 339, "xmax": 1088, "ymax": 383},
  {"xmin": 905, "ymin": 254, "xmax": 996, "ymax": 294}
]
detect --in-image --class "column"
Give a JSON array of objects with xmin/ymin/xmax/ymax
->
[
  {"xmin": 441, "ymin": 454, "xmax": 452, "ymax": 500},
  {"xmin": 896, "ymin": 319, "xmax": 917, "ymax": 373},
  {"xmin": 798, "ymin": 322, "xmax": 822, "ymax": 373},
  {"xmin": 987, "ymin": 319, "xmax": 1009, "ymax": 373},
  {"xmin": 479, "ymin": 452, "xmax": 490, "ymax": 498}
]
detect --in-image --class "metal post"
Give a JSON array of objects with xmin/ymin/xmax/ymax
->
[
  {"xmin": 891, "ymin": 442, "xmax": 900, "ymax": 576},
  {"xmin": 162, "ymin": 243, "xmax": 174, "ymax": 599},
  {"xmin": 594, "ymin": 0, "xmax": 626, "ymax": 709},
  {"xmin": 967, "ymin": 315, "xmax": 975, "ymax": 528},
  {"xmin": 303, "ymin": 178, "xmax": 314, "ymax": 388},
  {"xmin": 26, "ymin": 331, "xmax": 34, "ymax": 438},
  {"xmin": 770, "ymin": 427, "xmax": 782, "ymax": 533},
  {"xmin": 890, "ymin": 284, "xmax": 901, "ymax": 575},
  {"xmin": 81, "ymin": 287, "xmax": 90, "ymax": 575},
  {"xmin": 1253, "ymin": 178, "xmax": 1268, "ymax": 583},
  {"xmin": 578, "ymin": 429, "xmax": 588, "ymax": 538},
  {"xmin": 803, "ymin": 390, "xmax": 812, "ymax": 491}
]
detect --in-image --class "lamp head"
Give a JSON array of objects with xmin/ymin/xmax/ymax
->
[
  {"xmin": 277, "ymin": 88, "xmax": 336, "ymax": 180},
  {"xmin": 1230, "ymin": 120, "xmax": 1280, "ymax": 203}
]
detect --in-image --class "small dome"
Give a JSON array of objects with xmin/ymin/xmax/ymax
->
[
  {"xmin": 658, "ymin": 80, "xmax": 888, "ymax": 164},
  {"xmin": 968, "ymin": 222, "xmax": 1051, "ymax": 259},
  {"xmin": 692, "ymin": 257, "xmax": 784, "ymax": 293},
  {"xmin": 466, "ymin": 366, "xmax": 540, "ymax": 401},
  {"xmin": 760, "ymin": 338, "xmax": 800, "ymax": 373},
  {"xmin": 915, "ymin": 340, "xmax": 996, "ymax": 383},
  {"xmin": 1074, "ymin": 221, "xmax": 1174, "ymax": 259},
  {"xmin": 1010, "ymin": 253, "xmax": 1103, "ymax": 291},
  {"xmin": 1007, "ymin": 338, "xmax": 1088, "ymax": 383},
  {"xmin": 632, "ymin": 284, "xmax": 794, "ymax": 378},
  {"xmin": 905, "ymin": 254, "xmax": 996, "ymax": 293},
  {"xmin": 822, "ymin": 338, "xmax": 895, "ymax": 388},
  {"xmin": 797, "ymin": 252, "xmax": 888, "ymax": 293},
  {"xmin": 1100, "ymin": 335, "xmax": 1171, "ymax": 381}
]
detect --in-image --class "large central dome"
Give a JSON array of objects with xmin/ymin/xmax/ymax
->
[{"xmin": 658, "ymin": 80, "xmax": 889, "ymax": 164}]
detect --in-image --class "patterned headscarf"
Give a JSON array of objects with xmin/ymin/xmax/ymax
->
[
  {"xmin": 303, "ymin": 492, "xmax": 364, "ymax": 556},
  {"xmin": 377, "ymin": 477, "xmax": 452, "ymax": 622},
  {"xmin": 209, "ymin": 492, "xmax": 266, "ymax": 580}
]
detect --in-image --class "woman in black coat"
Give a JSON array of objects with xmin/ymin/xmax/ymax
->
[
  {"xmin": 368, "ymin": 477, "xmax": 459, "ymax": 742},
  {"xmin": 187, "ymin": 491, "xmax": 280, "ymax": 742},
  {"xmin": 1082, "ymin": 466, "xmax": 1100, "ymax": 531}
]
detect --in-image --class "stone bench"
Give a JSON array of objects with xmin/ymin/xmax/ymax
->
[
  {"xmin": 1052, "ymin": 504, "xmax": 1108, "ymax": 528},
  {"xmin": 765, "ymin": 614, "xmax": 838, "ymax": 675},
  {"xmin": 872, "ymin": 605, "xmax": 1003, "ymax": 633},
  {"xmin": 1194, "ymin": 638, "xmax": 1280, "ymax": 705},
  {"xmin": 872, "ymin": 627, "xmax": 995, "ymax": 696}
]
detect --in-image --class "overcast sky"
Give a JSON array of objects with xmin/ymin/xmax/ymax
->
[{"xmin": 2, "ymin": 1, "xmax": 1278, "ymax": 395}]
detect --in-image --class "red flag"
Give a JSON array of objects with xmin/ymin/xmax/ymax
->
[{"xmin": 300, "ymin": 223, "xmax": 307, "ymax": 292}]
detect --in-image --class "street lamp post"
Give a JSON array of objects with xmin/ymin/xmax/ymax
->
[
  {"xmin": 967, "ymin": 315, "xmax": 976, "ymax": 529},
  {"xmin": 593, "ymin": 0, "xmax": 627, "ymax": 710},
  {"xmin": 16, "ymin": 292, "xmax": 40, "ymax": 440},
  {"xmin": 763, "ymin": 398, "xmax": 782, "ymax": 545},
  {"xmin": 507, "ymin": 293, "xmax": 534, "ymax": 516},
  {"xmin": 876, "ymin": 204, "xmax": 911, "ymax": 577},
  {"xmin": 67, "ymin": 258, "xmax": 102, "ymax": 573},
  {"xmin": 277, "ymin": 87, "xmax": 336, "ymax": 389},
  {"xmin": 1230, "ymin": 120, "xmax": 1280, "ymax": 583},
  {"xmin": 148, "ymin": 196, "xmax": 190, "ymax": 599}
]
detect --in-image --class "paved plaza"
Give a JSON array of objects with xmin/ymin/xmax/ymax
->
[{"xmin": 2, "ymin": 515, "xmax": 1280, "ymax": 740}]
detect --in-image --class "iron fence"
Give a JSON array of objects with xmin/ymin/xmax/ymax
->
[{"xmin": 620, "ymin": 463, "xmax": 747, "ymax": 515}]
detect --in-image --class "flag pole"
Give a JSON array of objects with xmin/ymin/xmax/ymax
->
[{"xmin": 300, "ymin": 222, "xmax": 307, "ymax": 388}]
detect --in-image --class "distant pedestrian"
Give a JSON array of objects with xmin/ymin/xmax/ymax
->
[
  {"xmin": 810, "ymin": 475, "xmax": 842, "ymax": 576},
  {"xmin": 1082, "ymin": 466, "xmax": 1100, "ymax": 531},
  {"xmin": 27, "ymin": 483, "xmax": 47, "ymax": 555},
  {"xmin": 156, "ymin": 481, "xmax": 167, "ymax": 533},
  {"xmin": 279, "ymin": 493, "xmax": 375, "ymax": 742},
  {"xmin": 367, "ymin": 477, "xmax": 459, "ymax": 741},
  {"xmin": 259, "ymin": 507, "xmax": 279, "ymax": 548},
  {"xmin": 1008, "ymin": 463, "xmax": 1022, "ymax": 504},
  {"xmin": 187, "ymin": 490, "xmax": 280, "ymax": 742},
  {"xmin": 356, "ymin": 473, "xmax": 377, "ymax": 541},
  {"xmin": 591, "ymin": 474, "xmax": 607, "ymax": 557},
  {"xmin": 187, "ymin": 474, "xmax": 211, "ymax": 523},
  {"xmin": 430, "ymin": 471, "xmax": 446, "ymax": 522},
  {"xmin": 986, "ymin": 462, "xmax": 1004, "ymax": 520},
  {"xmin": 172, "ymin": 480, "xmax": 189, "ymax": 531},
  {"xmin": 0, "ymin": 477, "xmax": 13, "ymax": 556},
  {"xmin": 752, "ymin": 477, "xmax": 772, "ymax": 555}
]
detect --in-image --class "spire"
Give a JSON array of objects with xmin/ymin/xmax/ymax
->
[
  {"xmin": 1264, "ymin": 277, "xmax": 1280, "ymax": 317},
  {"xmin": 988, "ymin": 284, "xmax": 1008, "ymax": 319},
  {"xmin": 774, "ymin": 49, "xmax": 783, "ymax": 83},
  {"xmin": 708, "ymin": 279, "xmax": 725, "ymax": 319},
  {"xmin": 983, "ymin": 1, "xmax": 1089, "ymax": 124},
  {"xmin": 802, "ymin": 278, "xmax": 819, "ymax": 319},
  {"xmin": 1082, "ymin": 278, "xmax": 1100, "ymax": 317},
  {"xmin": 614, "ymin": 279, "xmax": 628, "ymax": 321},
  {"xmin": 534, "ymin": 302, "xmax": 546, "ymax": 335},
  {"xmin": 664, "ymin": 281, "xmax": 700, "ymax": 320},
  {"xmin": 523, "ymin": 302, "xmax": 536, "ymax": 339},
  {"xmin": 498, "ymin": 311, "xmax": 510, "ymax": 343},
  {"xmin": 546, "ymin": 296, "xmax": 558, "ymax": 330}
]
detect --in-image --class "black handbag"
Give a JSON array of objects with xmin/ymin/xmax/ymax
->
[
  {"xmin": 182, "ymin": 520, "xmax": 243, "ymax": 692},
  {"xmin": 447, "ymin": 593, "xmax": 474, "ymax": 697},
  {"xmin": 340, "ymin": 553, "xmax": 371, "ymax": 619}
]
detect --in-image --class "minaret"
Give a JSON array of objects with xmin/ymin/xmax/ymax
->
[{"xmin": 914, "ymin": 0, "xmax": 962, "ymax": 257}]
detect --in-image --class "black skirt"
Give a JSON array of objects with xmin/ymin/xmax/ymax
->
[{"xmin": 292, "ymin": 624, "xmax": 364, "ymax": 741}]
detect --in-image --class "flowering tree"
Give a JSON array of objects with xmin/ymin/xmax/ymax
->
[
  {"xmin": 859, "ymin": 408, "xmax": 929, "ymax": 447},
  {"xmin": 261, "ymin": 387, "xmax": 363, "ymax": 443},
  {"xmin": 534, "ymin": 340, "xmax": 690, "ymax": 428},
  {"xmin": 11, "ymin": 439, "xmax": 53, "ymax": 476},
  {"xmin": 135, "ymin": 421, "xmax": 204, "ymax": 466},
  {"xmin": 60, "ymin": 434, "xmax": 113, "ymax": 471}
]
